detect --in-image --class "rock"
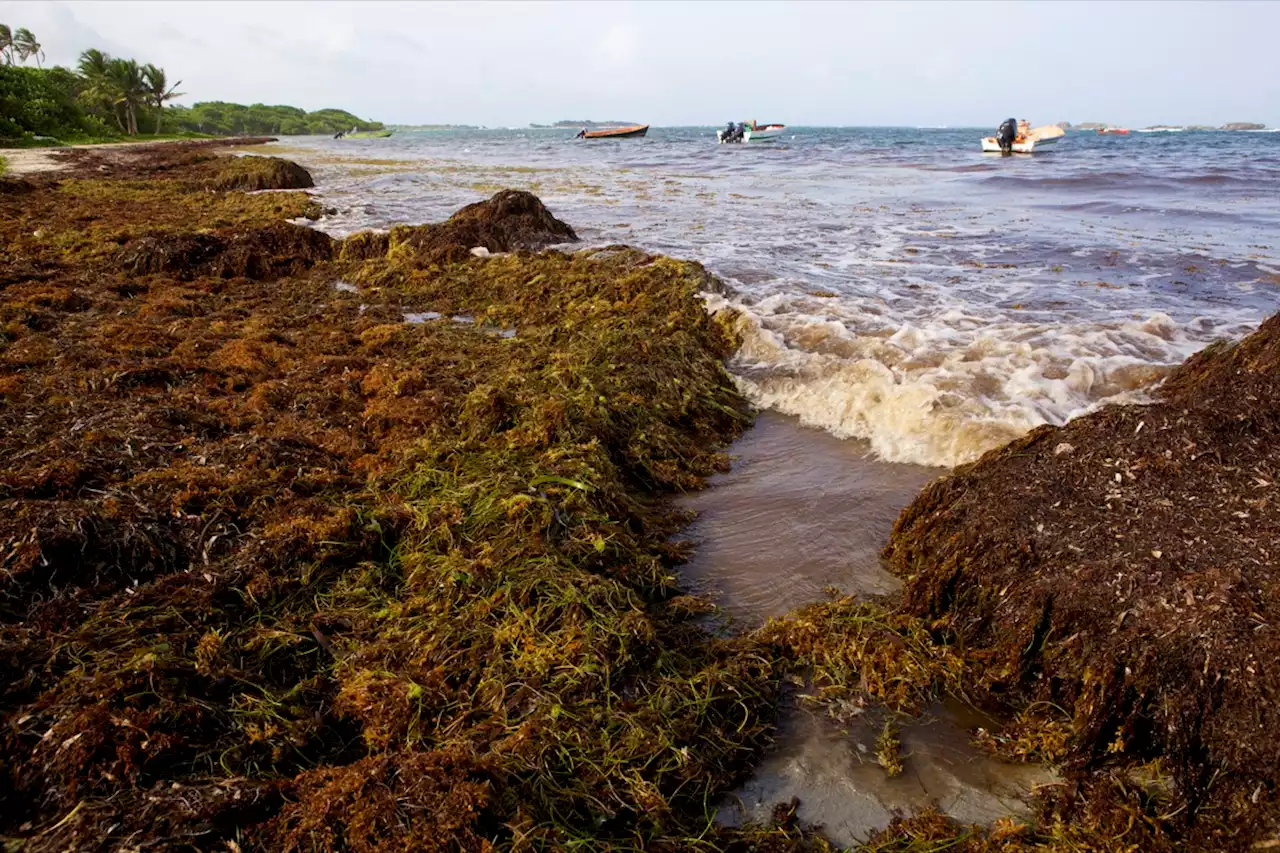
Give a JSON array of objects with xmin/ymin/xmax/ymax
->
[
  {"xmin": 1074, "ymin": 122, "xmax": 1106, "ymax": 130},
  {"xmin": 1222, "ymin": 122, "xmax": 1266, "ymax": 131},
  {"xmin": 884, "ymin": 312, "xmax": 1280, "ymax": 839}
]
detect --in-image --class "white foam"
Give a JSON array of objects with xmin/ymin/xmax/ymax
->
[{"xmin": 703, "ymin": 293, "xmax": 1238, "ymax": 468}]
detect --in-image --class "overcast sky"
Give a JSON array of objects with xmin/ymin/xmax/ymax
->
[{"xmin": 3, "ymin": 0, "xmax": 1277, "ymax": 128}]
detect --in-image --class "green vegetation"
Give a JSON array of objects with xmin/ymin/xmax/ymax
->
[
  {"xmin": 1, "ymin": 24, "xmax": 44, "ymax": 67},
  {"xmin": 166, "ymin": 102, "xmax": 384, "ymax": 136},
  {"xmin": 0, "ymin": 22, "xmax": 381, "ymax": 146}
]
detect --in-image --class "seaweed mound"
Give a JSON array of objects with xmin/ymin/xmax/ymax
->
[
  {"xmin": 343, "ymin": 189, "xmax": 578, "ymax": 266},
  {"xmin": 120, "ymin": 222, "xmax": 334, "ymax": 280},
  {"xmin": 885, "ymin": 313, "xmax": 1280, "ymax": 839},
  {"xmin": 204, "ymin": 155, "xmax": 315, "ymax": 191},
  {"xmin": 1, "ymin": 151, "xmax": 804, "ymax": 850}
]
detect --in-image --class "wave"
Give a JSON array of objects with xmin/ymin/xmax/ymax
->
[{"xmin": 703, "ymin": 293, "xmax": 1235, "ymax": 468}]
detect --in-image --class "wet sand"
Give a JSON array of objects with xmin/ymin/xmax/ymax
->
[{"xmin": 679, "ymin": 411, "xmax": 1056, "ymax": 844}]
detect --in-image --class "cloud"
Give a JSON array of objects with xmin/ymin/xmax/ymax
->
[{"xmin": 0, "ymin": 0, "xmax": 1277, "ymax": 127}]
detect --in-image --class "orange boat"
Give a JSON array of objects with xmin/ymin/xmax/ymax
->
[
  {"xmin": 1098, "ymin": 127, "xmax": 1131, "ymax": 135},
  {"xmin": 580, "ymin": 124, "xmax": 649, "ymax": 139}
]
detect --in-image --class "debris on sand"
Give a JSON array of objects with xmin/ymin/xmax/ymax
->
[
  {"xmin": 0, "ymin": 147, "xmax": 800, "ymax": 850},
  {"xmin": 7, "ymin": 139, "xmax": 1273, "ymax": 852},
  {"xmin": 885, "ymin": 313, "xmax": 1280, "ymax": 849}
]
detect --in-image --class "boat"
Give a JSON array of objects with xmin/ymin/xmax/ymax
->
[
  {"xmin": 718, "ymin": 120, "xmax": 786, "ymax": 143},
  {"xmin": 579, "ymin": 125, "xmax": 649, "ymax": 139},
  {"xmin": 342, "ymin": 129, "xmax": 394, "ymax": 139},
  {"xmin": 980, "ymin": 124, "xmax": 1064, "ymax": 154},
  {"xmin": 1098, "ymin": 127, "xmax": 1131, "ymax": 135}
]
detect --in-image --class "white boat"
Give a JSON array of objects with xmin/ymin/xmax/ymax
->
[
  {"xmin": 718, "ymin": 121, "xmax": 786, "ymax": 143},
  {"xmin": 745, "ymin": 124, "xmax": 785, "ymax": 142},
  {"xmin": 981, "ymin": 124, "xmax": 1064, "ymax": 154}
]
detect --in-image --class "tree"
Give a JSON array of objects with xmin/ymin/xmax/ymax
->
[
  {"xmin": 142, "ymin": 64, "xmax": 182, "ymax": 134},
  {"xmin": 77, "ymin": 48, "xmax": 125, "ymax": 132},
  {"xmin": 107, "ymin": 58, "xmax": 145, "ymax": 135},
  {"xmin": 0, "ymin": 25, "xmax": 14, "ymax": 66},
  {"xmin": 14, "ymin": 29, "xmax": 42, "ymax": 68}
]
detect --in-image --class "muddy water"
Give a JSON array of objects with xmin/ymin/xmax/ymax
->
[
  {"xmin": 678, "ymin": 411, "xmax": 938, "ymax": 624},
  {"xmin": 679, "ymin": 412, "xmax": 1056, "ymax": 845},
  {"xmin": 720, "ymin": 702, "xmax": 1057, "ymax": 845}
]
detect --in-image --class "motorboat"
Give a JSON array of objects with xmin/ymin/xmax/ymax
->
[
  {"xmin": 1098, "ymin": 127, "xmax": 1131, "ymax": 135},
  {"xmin": 339, "ymin": 129, "xmax": 394, "ymax": 139},
  {"xmin": 579, "ymin": 125, "xmax": 649, "ymax": 139},
  {"xmin": 981, "ymin": 124, "xmax": 1064, "ymax": 154},
  {"xmin": 718, "ymin": 121, "xmax": 786, "ymax": 143}
]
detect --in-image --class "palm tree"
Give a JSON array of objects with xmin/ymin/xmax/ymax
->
[
  {"xmin": 0, "ymin": 25, "xmax": 14, "ymax": 65},
  {"xmin": 77, "ymin": 49, "xmax": 126, "ymax": 132},
  {"xmin": 107, "ymin": 58, "xmax": 146, "ymax": 135},
  {"xmin": 142, "ymin": 64, "xmax": 183, "ymax": 134},
  {"xmin": 13, "ymin": 28, "xmax": 42, "ymax": 68}
]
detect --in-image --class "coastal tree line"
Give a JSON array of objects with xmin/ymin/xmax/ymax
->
[{"xmin": 0, "ymin": 24, "xmax": 382, "ymax": 143}]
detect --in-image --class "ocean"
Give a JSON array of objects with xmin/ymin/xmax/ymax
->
[{"xmin": 261, "ymin": 126, "xmax": 1279, "ymax": 468}]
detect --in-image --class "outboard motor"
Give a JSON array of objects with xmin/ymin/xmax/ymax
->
[{"xmin": 997, "ymin": 118, "xmax": 1017, "ymax": 155}]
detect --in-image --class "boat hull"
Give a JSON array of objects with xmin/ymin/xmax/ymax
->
[
  {"xmin": 345, "ymin": 130, "xmax": 394, "ymax": 139},
  {"xmin": 745, "ymin": 127, "xmax": 784, "ymax": 142},
  {"xmin": 582, "ymin": 125, "xmax": 649, "ymax": 139}
]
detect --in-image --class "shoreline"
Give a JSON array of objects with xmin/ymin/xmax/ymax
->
[
  {"xmin": 0, "ymin": 136, "xmax": 279, "ymax": 176},
  {"xmin": 2, "ymin": 144, "xmax": 1277, "ymax": 850}
]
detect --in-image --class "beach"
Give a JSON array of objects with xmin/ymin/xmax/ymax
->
[{"xmin": 2, "ymin": 135, "xmax": 1279, "ymax": 851}]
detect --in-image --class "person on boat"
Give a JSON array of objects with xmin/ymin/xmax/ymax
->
[
  {"xmin": 1017, "ymin": 119, "xmax": 1030, "ymax": 140},
  {"xmin": 997, "ymin": 118, "xmax": 1017, "ymax": 155}
]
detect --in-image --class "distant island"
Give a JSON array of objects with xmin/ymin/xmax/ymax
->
[
  {"xmin": 0, "ymin": 22, "xmax": 383, "ymax": 145},
  {"xmin": 530, "ymin": 120, "xmax": 638, "ymax": 129},
  {"xmin": 390, "ymin": 124, "xmax": 480, "ymax": 131},
  {"xmin": 1061, "ymin": 121, "xmax": 1270, "ymax": 132}
]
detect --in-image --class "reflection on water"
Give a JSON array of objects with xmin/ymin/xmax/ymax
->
[{"xmin": 677, "ymin": 411, "xmax": 939, "ymax": 624}]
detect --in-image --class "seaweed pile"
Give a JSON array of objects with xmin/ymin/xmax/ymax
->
[
  {"xmin": 0, "ymin": 145, "xmax": 808, "ymax": 850},
  {"xmin": 7, "ymin": 141, "xmax": 1273, "ymax": 852},
  {"xmin": 885, "ymin": 311, "xmax": 1280, "ymax": 849}
]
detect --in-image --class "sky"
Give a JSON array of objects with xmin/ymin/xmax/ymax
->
[{"xmin": 3, "ymin": 0, "xmax": 1278, "ymax": 128}]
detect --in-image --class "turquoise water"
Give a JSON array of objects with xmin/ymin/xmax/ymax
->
[{"xmin": 272, "ymin": 126, "xmax": 1279, "ymax": 466}]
